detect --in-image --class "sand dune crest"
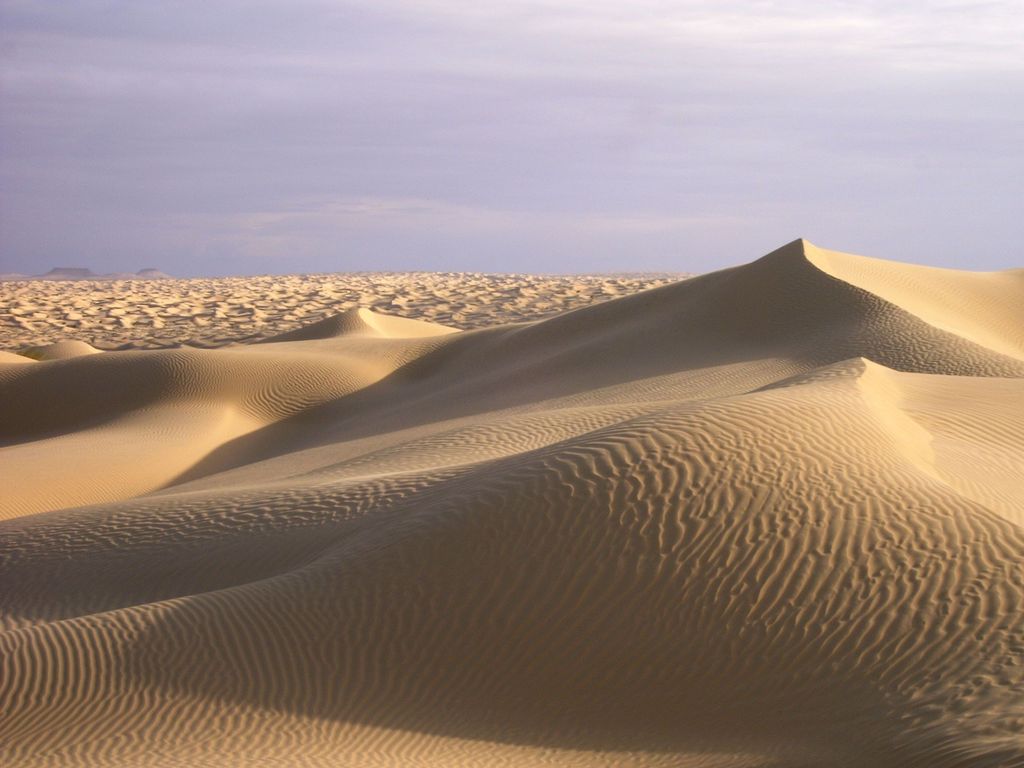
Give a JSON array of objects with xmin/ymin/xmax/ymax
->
[
  {"xmin": 18, "ymin": 340, "xmax": 102, "ymax": 361},
  {"xmin": 800, "ymin": 239, "xmax": 1024, "ymax": 359},
  {"xmin": 259, "ymin": 306, "xmax": 459, "ymax": 343}
]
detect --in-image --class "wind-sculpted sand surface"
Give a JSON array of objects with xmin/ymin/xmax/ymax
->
[
  {"xmin": 1, "ymin": 240, "xmax": 1022, "ymax": 767},
  {"xmin": 0, "ymin": 271, "xmax": 681, "ymax": 351}
]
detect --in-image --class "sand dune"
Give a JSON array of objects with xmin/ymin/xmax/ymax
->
[
  {"xmin": 1, "ymin": 240, "xmax": 1021, "ymax": 767},
  {"xmin": 258, "ymin": 306, "xmax": 459, "ymax": 343},
  {"xmin": 17, "ymin": 340, "xmax": 103, "ymax": 361}
]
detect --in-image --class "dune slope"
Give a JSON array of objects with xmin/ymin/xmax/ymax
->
[{"xmin": 1, "ymin": 240, "xmax": 1022, "ymax": 768}]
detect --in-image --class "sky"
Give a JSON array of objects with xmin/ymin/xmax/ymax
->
[{"xmin": 1, "ymin": 1, "xmax": 1022, "ymax": 276}]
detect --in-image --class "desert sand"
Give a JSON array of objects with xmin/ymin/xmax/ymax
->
[
  {"xmin": 1, "ymin": 271, "xmax": 681, "ymax": 351},
  {"xmin": 1, "ymin": 240, "xmax": 1022, "ymax": 767}
]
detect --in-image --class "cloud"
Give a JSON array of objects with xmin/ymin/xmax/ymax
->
[
  {"xmin": 174, "ymin": 196, "xmax": 740, "ymax": 274},
  {"xmin": 239, "ymin": 197, "xmax": 714, "ymax": 233},
  {"xmin": 1, "ymin": 1, "xmax": 1021, "ymax": 275}
]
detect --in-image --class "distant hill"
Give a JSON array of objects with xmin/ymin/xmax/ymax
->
[
  {"xmin": 0, "ymin": 267, "xmax": 173, "ymax": 281},
  {"xmin": 43, "ymin": 267, "xmax": 97, "ymax": 279},
  {"xmin": 136, "ymin": 268, "xmax": 173, "ymax": 279}
]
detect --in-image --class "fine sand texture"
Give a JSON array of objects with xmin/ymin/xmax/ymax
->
[{"xmin": 1, "ymin": 240, "xmax": 1022, "ymax": 767}]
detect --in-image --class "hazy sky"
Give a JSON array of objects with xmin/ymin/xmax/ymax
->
[{"xmin": 1, "ymin": 1, "xmax": 1022, "ymax": 276}]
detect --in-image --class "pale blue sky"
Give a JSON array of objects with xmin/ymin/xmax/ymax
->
[{"xmin": 1, "ymin": 1, "xmax": 1022, "ymax": 275}]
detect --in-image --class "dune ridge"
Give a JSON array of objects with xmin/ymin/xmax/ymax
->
[{"xmin": 1, "ymin": 240, "xmax": 1021, "ymax": 767}]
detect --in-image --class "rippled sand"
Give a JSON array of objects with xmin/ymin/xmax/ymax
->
[{"xmin": 2, "ymin": 240, "xmax": 1022, "ymax": 767}]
